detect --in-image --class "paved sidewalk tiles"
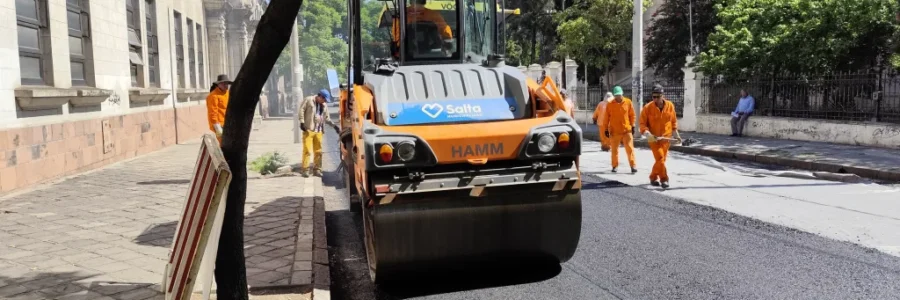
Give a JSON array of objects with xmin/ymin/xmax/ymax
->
[{"xmin": 0, "ymin": 120, "xmax": 321, "ymax": 299}]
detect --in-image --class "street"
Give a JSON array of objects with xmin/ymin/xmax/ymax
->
[{"xmin": 319, "ymin": 129, "xmax": 900, "ymax": 300}]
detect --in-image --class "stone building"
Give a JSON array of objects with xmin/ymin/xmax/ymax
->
[
  {"xmin": 0, "ymin": 0, "xmax": 212, "ymax": 194},
  {"xmin": 203, "ymin": 0, "xmax": 267, "ymax": 118}
]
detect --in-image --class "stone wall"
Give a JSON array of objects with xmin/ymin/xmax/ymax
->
[
  {"xmin": 695, "ymin": 114, "xmax": 900, "ymax": 149},
  {"xmin": 0, "ymin": 104, "xmax": 208, "ymax": 194}
]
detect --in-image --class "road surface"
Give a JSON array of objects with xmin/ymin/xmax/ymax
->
[{"xmin": 317, "ymin": 129, "xmax": 900, "ymax": 300}]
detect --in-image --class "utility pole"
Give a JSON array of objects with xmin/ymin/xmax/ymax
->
[
  {"xmin": 632, "ymin": 0, "xmax": 644, "ymax": 124},
  {"xmin": 560, "ymin": 0, "xmax": 566, "ymax": 89},
  {"xmin": 291, "ymin": 18, "xmax": 303, "ymax": 144},
  {"xmin": 689, "ymin": 0, "xmax": 694, "ymax": 55}
]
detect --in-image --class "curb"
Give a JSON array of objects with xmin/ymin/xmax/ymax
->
[
  {"xmin": 311, "ymin": 178, "xmax": 331, "ymax": 300},
  {"xmin": 583, "ymin": 134, "xmax": 900, "ymax": 182},
  {"xmin": 246, "ymin": 176, "xmax": 329, "ymax": 299}
]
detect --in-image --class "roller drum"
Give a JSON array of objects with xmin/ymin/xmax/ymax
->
[{"xmin": 363, "ymin": 182, "xmax": 582, "ymax": 282}]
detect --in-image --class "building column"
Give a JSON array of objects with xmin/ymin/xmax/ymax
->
[
  {"xmin": 205, "ymin": 10, "xmax": 228, "ymax": 80},
  {"xmin": 246, "ymin": 20, "xmax": 258, "ymax": 57},
  {"xmin": 681, "ymin": 55, "xmax": 703, "ymax": 131},
  {"xmin": 226, "ymin": 18, "xmax": 249, "ymax": 78}
]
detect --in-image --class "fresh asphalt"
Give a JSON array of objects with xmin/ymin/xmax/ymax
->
[{"xmin": 317, "ymin": 129, "xmax": 900, "ymax": 300}]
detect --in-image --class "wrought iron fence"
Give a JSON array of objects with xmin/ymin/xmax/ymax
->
[
  {"xmin": 701, "ymin": 73, "xmax": 900, "ymax": 123},
  {"xmin": 575, "ymin": 83, "xmax": 685, "ymax": 117}
]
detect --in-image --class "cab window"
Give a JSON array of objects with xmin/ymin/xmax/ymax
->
[{"xmin": 403, "ymin": 0, "xmax": 460, "ymax": 61}]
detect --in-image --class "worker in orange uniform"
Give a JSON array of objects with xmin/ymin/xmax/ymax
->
[
  {"xmin": 640, "ymin": 85, "xmax": 682, "ymax": 188},
  {"xmin": 390, "ymin": 0, "xmax": 454, "ymax": 58},
  {"xmin": 592, "ymin": 92, "xmax": 613, "ymax": 151},
  {"xmin": 206, "ymin": 74, "xmax": 232, "ymax": 143},
  {"xmin": 603, "ymin": 86, "xmax": 637, "ymax": 173}
]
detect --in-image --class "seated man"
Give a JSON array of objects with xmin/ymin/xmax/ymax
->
[
  {"xmin": 390, "ymin": 0, "xmax": 454, "ymax": 57},
  {"xmin": 730, "ymin": 89, "xmax": 755, "ymax": 137}
]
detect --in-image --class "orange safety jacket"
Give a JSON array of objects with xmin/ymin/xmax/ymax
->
[
  {"xmin": 206, "ymin": 87, "xmax": 229, "ymax": 132},
  {"xmin": 604, "ymin": 98, "xmax": 635, "ymax": 135},
  {"xmin": 640, "ymin": 100, "xmax": 678, "ymax": 138}
]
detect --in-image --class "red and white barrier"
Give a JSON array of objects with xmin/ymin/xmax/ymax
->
[{"xmin": 164, "ymin": 134, "xmax": 232, "ymax": 300}]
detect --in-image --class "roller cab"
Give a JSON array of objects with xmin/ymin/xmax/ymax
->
[{"xmin": 340, "ymin": 0, "xmax": 582, "ymax": 283}]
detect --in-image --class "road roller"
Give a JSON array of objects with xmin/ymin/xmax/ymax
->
[{"xmin": 336, "ymin": 0, "xmax": 582, "ymax": 283}]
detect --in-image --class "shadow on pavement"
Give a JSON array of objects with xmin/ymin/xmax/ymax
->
[
  {"xmin": 375, "ymin": 259, "xmax": 563, "ymax": 299},
  {"xmin": 580, "ymin": 180, "xmax": 630, "ymax": 190},
  {"xmin": 0, "ymin": 271, "xmax": 162, "ymax": 299}
]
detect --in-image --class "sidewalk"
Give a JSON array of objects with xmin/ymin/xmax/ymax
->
[
  {"xmin": 0, "ymin": 119, "xmax": 322, "ymax": 299},
  {"xmin": 578, "ymin": 122, "xmax": 900, "ymax": 182}
]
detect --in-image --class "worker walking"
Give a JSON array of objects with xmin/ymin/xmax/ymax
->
[
  {"xmin": 592, "ymin": 92, "xmax": 614, "ymax": 151},
  {"xmin": 604, "ymin": 86, "xmax": 637, "ymax": 173},
  {"xmin": 640, "ymin": 85, "xmax": 681, "ymax": 188},
  {"xmin": 299, "ymin": 89, "xmax": 338, "ymax": 177},
  {"xmin": 206, "ymin": 74, "xmax": 232, "ymax": 143}
]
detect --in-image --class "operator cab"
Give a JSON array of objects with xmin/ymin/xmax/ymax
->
[{"xmin": 364, "ymin": 0, "xmax": 499, "ymax": 68}]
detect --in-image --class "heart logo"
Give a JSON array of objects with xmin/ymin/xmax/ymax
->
[{"xmin": 421, "ymin": 103, "xmax": 444, "ymax": 118}]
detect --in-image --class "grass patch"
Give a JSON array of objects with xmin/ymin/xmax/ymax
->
[{"xmin": 249, "ymin": 151, "xmax": 289, "ymax": 175}]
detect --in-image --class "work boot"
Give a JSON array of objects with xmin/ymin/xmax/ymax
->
[
  {"xmin": 301, "ymin": 168, "xmax": 310, "ymax": 177},
  {"xmin": 611, "ymin": 167, "xmax": 617, "ymax": 173},
  {"xmin": 313, "ymin": 169, "xmax": 323, "ymax": 177},
  {"xmin": 661, "ymin": 181, "xmax": 670, "ymax": 189},
  {"xmin": 650, "ymin": 180, "xmax": 660, "ymax": 186},
  {"xmin": 631, "ymin": 167, "xmax": 638, "ymax": 174}
]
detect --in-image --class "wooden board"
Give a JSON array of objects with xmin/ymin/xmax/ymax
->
[{"xmin": 164, "ymin": 134, "xmax": 232, "ymax": 300}]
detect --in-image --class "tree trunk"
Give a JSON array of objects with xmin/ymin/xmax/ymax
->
[{"xmin": 215, "ymin": 0, "xmax": 304, "ymax": 299}]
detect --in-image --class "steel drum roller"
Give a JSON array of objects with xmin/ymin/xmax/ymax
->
[{"xmin": 363, "ymin": 182, "xmax": 582, "ymax": 282}]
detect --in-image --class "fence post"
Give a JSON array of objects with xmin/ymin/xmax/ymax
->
[
  {"xmin": 681, "ymin": 56, "xmax": 703, "ymax": 131},
  {"xmin": 875, "ymin": 73, "xmax": 883, "ymax": 122},
  {"xmin": 565, "ymin": 59, "xmax": 579, "ymax": 105}
]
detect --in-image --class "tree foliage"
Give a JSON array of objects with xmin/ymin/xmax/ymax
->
[
  {"xmin": 555, "ymin": 0, "xmax": 646, "ymax": 73},
  {"xmin": 504, "ymin": 0, "xmax": 559, "ymax": 65},
  {"xmin": 645, "ymin": 0, "xmax": 719, "ymax": 82},
  {"xmin": 299, "ymin": 0, "xmax": 349, "ymax": 93},
  {"xmin": 698, "ymin": 0, "xmax": 900, "ymax": 77}
]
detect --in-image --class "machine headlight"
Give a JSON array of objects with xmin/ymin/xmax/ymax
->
[
  {"xmin": 396, "ymin": 141, "xmax": 416, "ymax": 162},
  {"xmin": 537, "ymin": 133, "xmax": 556, "ymax": 153}
]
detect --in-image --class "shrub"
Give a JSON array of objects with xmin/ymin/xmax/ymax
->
[{"xmin": 248, "ymin": 151, "xmax": 289, "ymax": 175}]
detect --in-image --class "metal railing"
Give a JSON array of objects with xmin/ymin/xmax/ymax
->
[
  {"xmin": 701, "ymin": 73, "xmax": 900, "ymax": 123},
  {"xmin": 575, "ymin": 84, "xmax": 685, "ymax": 117}
]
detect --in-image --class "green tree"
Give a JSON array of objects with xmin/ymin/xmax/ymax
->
[
  {"xmin": 505, "ymin": 0, "xmax": 558, "ymax": 65},
  {"xmin": 645, "ymin": 0, "xmax": 719, "ymax": 82},
  {"xmin": 698, "ymin": 0, "xmax": 899, "ymax": 77},
  {"xmin": 299, "ymin": 0, "xmax": 349, "ymax": 93},
  {"xmin": 555, "ymin": 0, "xmax": 650, "ymax": 78}
]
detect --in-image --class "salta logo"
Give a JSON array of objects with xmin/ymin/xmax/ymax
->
[
  {"xmin": 421, "ymin": 103, "xmax": 484, "ymax": 119},
  {"xmin": 420, "ymin": 103, "xmax": 444, "ymax": 118}
]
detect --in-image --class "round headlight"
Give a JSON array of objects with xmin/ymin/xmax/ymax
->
[
  {"xmin": 396, "ymin": 141, "xmax": 416, "ymax": 162},
  {"xmin": 537, "ymin": 133, "xmax": 555, "ymax": 153}
]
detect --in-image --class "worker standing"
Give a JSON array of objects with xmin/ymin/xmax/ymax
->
[
  {"xmin": 592, "ymin": 92, "xmax": 613, "ymax": 151},
  {"xmin": 206, "ymin": 74, "xmax": 232, "ymax": 143},
  {"xmin": 640, "ymin": 85, "xmax": 681, "ymax": 188},
  {"xmin": 299, "ymin": 89, "xmax": 338, "ymax": 177},
  {"xmin": 604, "ymin": 86, "xmax": 637, "ymax": 173}
]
